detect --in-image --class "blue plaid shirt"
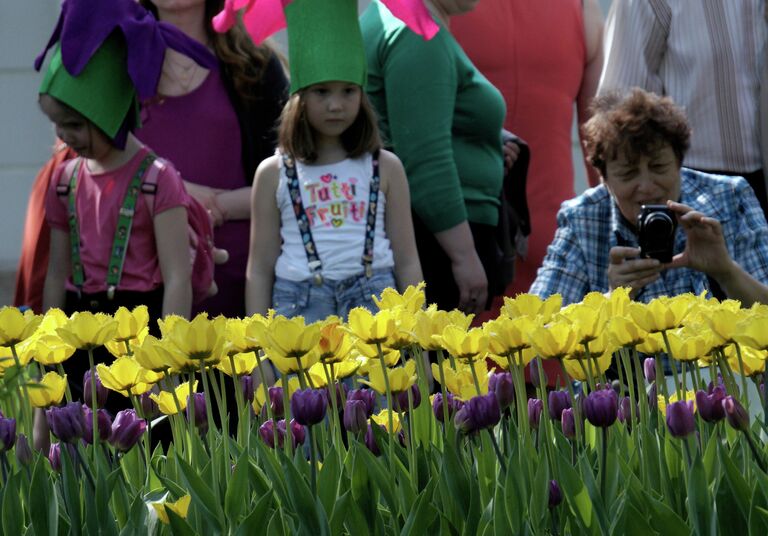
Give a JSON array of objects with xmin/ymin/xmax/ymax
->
[{"xmin": 530, "ymin": 169, "xmax": 768, "ymax": 305}]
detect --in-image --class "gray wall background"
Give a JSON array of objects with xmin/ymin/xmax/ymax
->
[{"xmin": 0, "ymin": 0, "xmax": 613, "ymax": 304}]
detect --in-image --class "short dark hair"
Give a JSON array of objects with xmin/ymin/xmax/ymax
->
[
  {"xmin": 277, "ymin": 89, "xmax": 382, "ymax": 163},
  {"xmin": 582, "ymin": 88, "xmax": 691, "ymax": 176}
]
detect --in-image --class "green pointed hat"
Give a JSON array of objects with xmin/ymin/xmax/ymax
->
[
  {"xmin": 286, "ymin": 0, "xmax": 367, "ymax": 94},
  {"xmin": 39, "ymin": 33, "xmax": 139, "ymax": 142}
]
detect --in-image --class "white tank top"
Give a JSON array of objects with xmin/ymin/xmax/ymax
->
[{"xmin": 274, "ymin": 152, "xmax": 395, "ymax": 281}]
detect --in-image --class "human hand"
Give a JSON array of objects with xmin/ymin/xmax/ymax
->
[
  {"xmin": 184, "ymin": 182, "xmax": 226, "ymax": 226},
  {"xmin": 665, "ymin": 201, "xmax": 733, "ymax": 278},
  {"xmin": 503, "ymin": 139, "xmax": 521, "ymax": 175},
  {"xmin": 451, "ymin": 251, "xmax": 488, "ymax": 314},
  {"xmin": 607, "ymin": 246, "xmax": 663, "ymax": 297}
]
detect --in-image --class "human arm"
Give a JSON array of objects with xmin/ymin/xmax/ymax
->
[
  {"xmin": 380, "ymin": 151, "xmax": 423, "ymax": 290},
  {"xmin": 245, "ymin": 157, "xmax": 282, "ymax": 316},
  {"xmin": 606, "ymin": 246, "xmax": 663, "ymax": 297},
  {"xmin": 42, "ymin": 228, "xmax": 70, "ymax": 312},
  {"xmin": 577, "ymin": 0, "xmax": 604, "ymax": 187},
  {"xmin": 154, "ymin": 206, "xmax": 193, "ymax": 318},
  {"xmin": 215, "ymin": 187, "xmax": 252, "ymax": 220},
  {"xmin": 183, "ymin": 181, "xmax": 226, "ymax": 226},
  {"xmin": 665, "ymin": 200, "xmax": 768, "ymax": 306}
]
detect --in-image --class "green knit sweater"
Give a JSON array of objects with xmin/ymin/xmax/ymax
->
[{"xmin": 361, "ymin": 1, "xmax": 505, "ymax": 233}]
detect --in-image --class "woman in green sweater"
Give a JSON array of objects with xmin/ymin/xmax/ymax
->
[{"xmin": 361, "ymin": 0, "xmax": 506, "ymax": 314}]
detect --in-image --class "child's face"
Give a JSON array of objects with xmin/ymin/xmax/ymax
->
[
  {"xmin": 304, "ymin": 82, "xmax": 362, "ymax": 140},
  {"xmin": 39, "ymin": 94, "xmax": 113, "ymax": 160}
]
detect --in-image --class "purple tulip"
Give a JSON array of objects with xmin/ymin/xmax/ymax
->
[
  {"xmin": 393, "ymin": 385, "xmax": 421, "ymax": 413},
  {"xmin": 618, "ymin": 396, "xmax": 638, "ymax": 425},
  {"xmin": 139, "ymin": 391, "xmax": 160, "ymax": 420},
  {"xmin": 561, "ymin": 408, "xmax": 576, "ymax": 438},
  {"xmin": 348, "ymin": 389, "xmax": 377, "ymax": 417},
  {"xmin": 241, "ymin": 375, "xmax": 254, "ymax": 404},
  {"xmin": 723, "ymin": 396, "xmax": 750, "ymax": 432},
  {"xmin": 15, "ymin": 433, "xmax": 32, "ymax": 466},
  {"xmin": 549, "ymin": 480, "xmax": 563, "ymax": 508},
  {"xmin": 343, "ymin": 399, "xmax": 369, "ymax": 434},
  {"xmin": 583, "ymin": 388, "xmax": 618, "ymax": 428},
  {"xmin": 291, "ymin": 388, "xmax": 327, "ymax": 426},
  {"xmin": 259, "ymin": 419, "xmax": 283, "ymax": 448},
  {"xmin": 695, "ymin": 385, "xmax": 726, "ymax": 423},
  {"xmin": 326, "ymin": 382, "xmax": 349, "ymax": 410},
  {"xmin": 548, "ymin": 391, "xmax": 571, "ymax": 421},
  {"xmin": 110, "ymin": 409, "xmax": 147, "ymax": 452},
  {"xmin": 528, "ymin": 398, "xmax": 544, "ymax": 430},
  {"xmin": 530, "ymin": 359, "xmax": 547, "ymax": 389},
  {"xmin": 268, "ymin": 386, "xmax": 285, "ymax": 419},
  {"xmin": 46, "ymin": 402, "xmax": 87, "ymax": 443},
  {"xmin": 83, "ymin": 370, "xmax": 108, "ymax": 409},
  {"xmin": 432, "ymin": 392, "xmax": 464, "ymax": 423},
  {"xmin": 364, "ymin": 424, "xmax": 381, "ymax": 456},
  {"xmin": 0, "ymin": 414, "xmax": 16, "ymax": 453},
  {"xmin": 648, "ymin": 382, "xmax": 658, "ymax": 410},
  {"xmin": 666, "ymin": 401, "xmax": 696, "ymax": 438},
  {"xmin": 82, "ymin": 407, "xmax": 112, "ymax": 444},
  {"xmin": 186, "ymin": 393, "xmax": 208, "ymax": 434},
  {"xmin": 277, "ymin": 419, "xmax": 305, "ymax": 448},
  {"xmin": 643, "ymin": 358, "xmax": 656, "ymax": 383},
  {"xmin": 48, "ymin": 442, "xmax": 75, "ymax": 472},
  {"xmin": 454, "ymin": 392, "xmax": 501, "ymax": 434},
  {"xmin": 489, "ymin": 372, "xmax": 515, "ymax": 411}
]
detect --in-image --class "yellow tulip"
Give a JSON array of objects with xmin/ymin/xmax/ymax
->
[
  {"xmin": 386, "ymin": 310, "xmax": 418, "ymax": 350},
  {"xmin": 28, "ymin": 372, "xmax": 67, "ymax": 408},
  {"xmin": 264, "ymin": 346, "xmax": 321, "ymax": 376},
  {"xmin": 105, "ymin": 327, "xmax": 148, "ymax": 358},
  {"xmin": 28, "ymin": 335, "xmax": 76, "ymax": 366},
  {"xmin": 133, "ymin": 335, "xmax": 193, "ymax": 373},
  {"xmin": 57, "ymin": 312, "xmax": 118, "ymax": 350},
  {"xmin": 355, "ymin": 343, "xmax": 401, "ymax": 366},
  {"xmin": 220, "ymin": 317, "xmax": 253, "ymax": 356},
  {"xmin": 604, "ymin": 287, "xmax": 631, "ymax": 317},
  {"xmin": 0, "ymin": 347, "xmax": 14, "ymax": 376},
  {"xmin": 215, "ymin": 352, "xmax": 257, "ymax": 376},
  {"xmin": 347, "ymin": 308, "xmax": 396, "ymax": 344},
  {"xmin": 164, "ymin": 314, "xmax": 227, "ymax": 365},
  {"xmin": 567, "ymin": 332, "xmax": 615, "ymax": 361},
  {"xmin": 627, "ymin": 295, "xmax": 692, "ymax": 333},
  {"xmin": 563, "ymin": 351, "xmax": 612, "ymax": 381},
  {"xmin": 0, "ymin": 307, "xmax": 42, "ymax": 346},
  {"xmin": 152, "ymin": 494, "xmax": 191, "ymax": 525},
  {"xmin": 500, "ymin": 293, "xmax": 562, "ymax": 322},
  {"xmin": 528, "ymin": 321, "xmax": 578, "ymax": 360},
  {"xmin": 488, "ymin": 347, "xmax": 536, "ymax": 369},
  {"xmin": 371, "ymin": 409, "xmax": 401, "ymax": 433},
  {"xmin": 412, "ymin": 305, "xmax": 474, "ymax": 350},
  {"xmin": 658, "ymin": 390, "xmax": 696, "ymax": 417},
  {"xmin": 724, "ymin": 344, "xmax": 766, "ymax": 377},
  {"xmin": 372, "ymin": 282, "xmax": 426, "ymax": 313},
  {"xmin": 150, "ymin": 381, "xmax": 198, "ymax": 415},
  {"xmin": 431, "ymin": 360, "xmax": 488, "ymax": 399},
  {"xmin": 664, "ymin": 329, "xmax": 715, "ymax": 362},
  {"xmin": 307, "ymin": 360, "xmax": 360, "ymax": 387},
  {"xmin": 703, "ymin": 307, "xmax": 747, "ymax": 347},
  {"xmin": 559, "ymin": 302, "xmax": 608, "ymax": 344},
  {"xmin": 267, "ymin": 316, "xmax": 321, "ymax": 360},
  {"xmin": 484, "ymin": 316, "xmax": 536, "ymax": 357},
  {"xmin": 637, "ymin": 332, "xmax": 665, "ymax": 355},
  {"xmin": 96, "ymin": 357, "xmax": 163, "ymax": 397},
  {"xmin": 243, "ymin": 313, "xmax": 272, "ymax": 351},
  {"xmin": 607, "ymin": 316, "xmax": 649, "ymax": 348},
  {"xmin": 112, "ymin": 306, "xmax": 149, "ymax": 342},
  {"xmin": 361, "ymin": 360, "xmax": 417, "ymax": 394},
  {"xmin": 253, "ymin": 376, "xmax": 300, "ymax": 412},
  {"xmin": 734, "ymin": 314, "xmax": 768, "ymax": 350},
  {"xmin": 432, "ymin": 325, "xmax": 488, "ymax": 362},
  {"xmin": 317, "ymin": 320, "xmax": 354, "ymax": 363},
  {"xmin": 36, "ymin": 308, "xmax": 69, "ymax": 335}
]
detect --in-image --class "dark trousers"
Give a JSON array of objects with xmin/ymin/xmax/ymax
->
[{"xmin": 412, "ymin": 212, "xmax": 501, "ymax": 312}]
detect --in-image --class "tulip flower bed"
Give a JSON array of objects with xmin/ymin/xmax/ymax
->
[{"xmin": 2, "ymin": 286, "xmax": 768, "ymax": 534}]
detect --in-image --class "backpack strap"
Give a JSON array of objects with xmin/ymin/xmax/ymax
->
[
  {"xmin": 65, "ymin": 158, "xmax": 85, "ymax": 294},
  {"xmin": 283, "ymin": 152, "xmax": 324, "ymax": 285},
  {"xmin": 360, "ymin": 150, "xmax": 381, "ymax": 278},
  {"xmin": 139, "ymin": 156, "xmax": 164, "ymax": 216}
]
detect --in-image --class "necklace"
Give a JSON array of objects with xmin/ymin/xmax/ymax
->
[{"xmin": 159, "ymin": 51, "xmax": 207, "ymax": 96}]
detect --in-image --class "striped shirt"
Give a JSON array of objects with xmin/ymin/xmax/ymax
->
[
  {"xmin": 598, "ymin": 0, "xmax": 767, "ymax": 173},
  {"xmin": 529, "ymin": 169, "xmax": 768, "ymax": 305}
]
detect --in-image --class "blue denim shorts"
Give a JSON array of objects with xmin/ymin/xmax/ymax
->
[{"xmin": 272, "ymin": 269, "xmax": 396, "ymax": 322}]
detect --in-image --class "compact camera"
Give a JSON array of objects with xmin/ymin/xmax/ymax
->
[{"xmin": 636, "ymin": 205, "xmax": 677, "ymax": 263}]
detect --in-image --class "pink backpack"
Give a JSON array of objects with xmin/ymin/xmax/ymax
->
[{"xmin": 60, "ymin": 155, "xmax": 216, "ymax": 304}]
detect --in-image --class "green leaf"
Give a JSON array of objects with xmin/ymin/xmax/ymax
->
[
  {"xmin": 529, "ymin": 451, "xmax": 550, "ymax": 530},
  {"xmin": 60, "ymin": 445, "xmax": 82, "ymax": 536},
  {"xmin": 93, "ymin": 463, "xmax": 119, "ymax": 535},
  {"xmin": 356, "ymin": 440, "xmax": 400, "ymax": 519},
  {"xmin": 235, "ymin": 490, "xmax": 274, "ymax": 536},
  {"xmin": 337, "ymin": 492, "xmax": 371, "ymax": 536},
  {"xmin": 316, "ymin": 447, "xmax": 340, "ymax": 517},
  {"xmin": 645, "ymin": 493, "xmax": 691, "ymax": 536},
  {"xmin": 748, "ymin": 482, "xmax": 768, "ymax": 536},
  {"xmin": 621, "ymin": 502, "xmax": 654, "ymax": 536},
  {"xmin": 118, "ymin": 493, "xmax": 148, "ymax": 536},
  {"xmin": 493, "ymin": 481, "xmax": 511, "ymax": 536},
  {"xmin": 555, "ymin": 453, "xmax": 599, "ymax": 536},
  {"xmin": 278, "ymin": 450, "xmax": 330, "ymax": 536},
  {"xmin": 2, "ymin": 471, "xmax": 23, "ymax": 536},
  {"xmin": 720, "ymin": 441, "xmax": 752, "ymax": 520},
  {"xmin": 440, "ymin": 440, "xmax": 470, "ymax": 520},
  {"xmin": 166, "ymin": 507, "xmax": 197, "ymax": 536},
  {"xmin": 715, "ymin": 476, "xmax": 748, "ymax": 536},
  {"xmin": 400, "ymin": 479, "xmax": 437, "ymax": 536},
  {"xmin": 28, "ymin": 457, "xmax": 58, "ymax": 536},
  {"xmin": 225, "ymin": 451, "xmax": 250, "ymax": 522},
  {"xmin": 687, "ymin": 453, "xmax": 716, "ymax": 536},
  {"xmin": 175, "ymin": 454, "xmax": 225, "ymax": 531}
]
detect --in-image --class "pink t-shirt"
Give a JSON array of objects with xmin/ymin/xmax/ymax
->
[{"xmin": 45, "ymin": 146, "xmax": 189, "ymax": 294}]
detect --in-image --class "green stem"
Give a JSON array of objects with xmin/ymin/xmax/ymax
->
[
  {"xmin": 56, "ymin": 364, "xmax": 73, "ymax": 403},
  {"xmin": 468, "ymin": 357, "xmax": 482, "ymax": 396},
  {"xmin": 436, "ymin": 350, "xmax": 450, "ymax": 426},
  {"xmin": 307, "ymin": 425, "xmax": 318, "ymax": 496},
  {"xmin": 255, "ymin": 351, "xmax": 274, "ymax": 426},
  {"xmin": 87, "ymin": 348, "xmax": 99, "ymax": 464},
  {"xmin": 733, "ymin": 343, "xmax": 752, "ymax": 410},
  {"xmin": 375, "ymin": 342, "xmax": 396, "ymax": 474},
  {"xmin": 600, "ymin": 427, "xmax": 608, "ymax": 499},
  {"xmin": 10, "ymin": 344, "xmax": 32, "ymax": 437},
  {"xmin": 487, "ymin": 428, "xmax": 507, "ymax": 473},
  {"xmin": 661, "ymin": 331, "xmax": 682, "ymax": 400}
]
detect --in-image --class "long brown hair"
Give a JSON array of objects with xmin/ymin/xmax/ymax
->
[
  {"xmin": 140, "ymin": 0, "xmax": 272, "ymax": 103},
  {"xmin": 278, "ymin": 89, "xmax": 382, "ymax": 163}
]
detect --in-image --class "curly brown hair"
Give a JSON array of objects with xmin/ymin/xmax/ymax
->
[
  {"xmin": 582, "ymin": 88, "xmax": 691, "ymax": 176},
  {"xmin": 140, "ymin": 0, "xmax": 272, "ymax": 103},
  {"xmin": 278, "ymin": 90, "xmax": 382, "ymax": 163}
]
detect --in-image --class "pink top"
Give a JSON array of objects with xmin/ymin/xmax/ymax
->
[{"xmin": 46, "ymin": 146, "xmax": 189, "ymax": 294}]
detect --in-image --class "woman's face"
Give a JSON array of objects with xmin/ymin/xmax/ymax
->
[
  {"xmin": 603, "ymin": 143, "xmax": 682, "ymax": 226},
  {"xmin": 430, "ymin": 0, "xmax": 480, "ymax": 16}
]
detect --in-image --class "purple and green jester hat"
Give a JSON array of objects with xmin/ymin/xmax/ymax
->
[
  {"xmin": 212, "ymin": 0, "xmax": 439, "ymax": 94},
  {"xmin": 35, "ymin": 0, "xmax": 217, "ymax": 149}
]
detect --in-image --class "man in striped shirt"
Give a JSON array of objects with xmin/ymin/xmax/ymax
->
[{"xmin": 598, "ymin": 0, "xmax": 768, "ymax": 214}]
